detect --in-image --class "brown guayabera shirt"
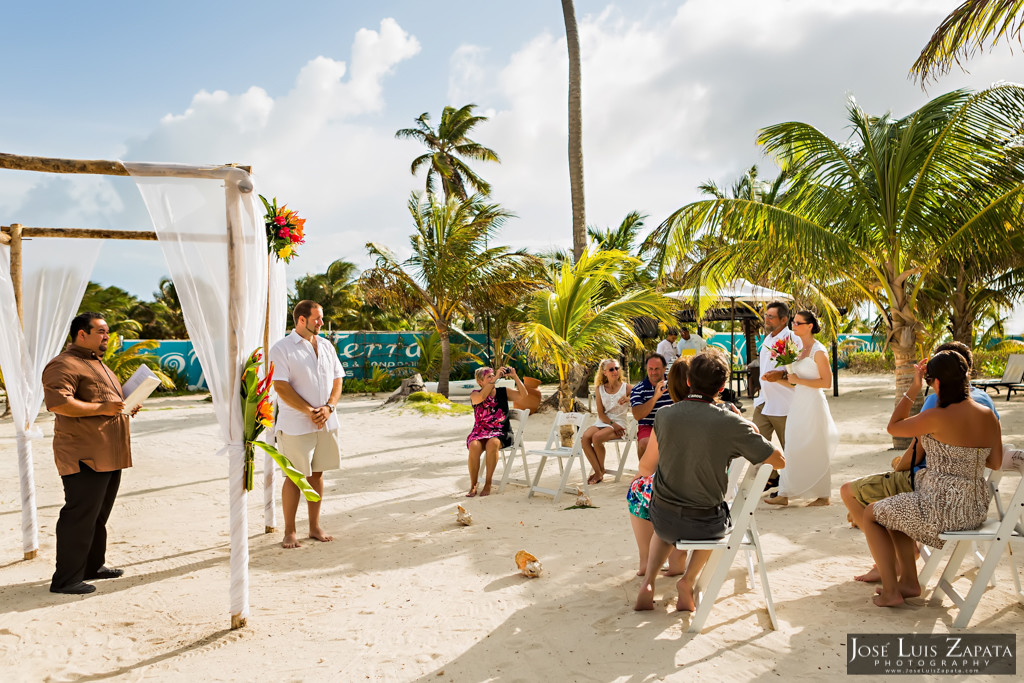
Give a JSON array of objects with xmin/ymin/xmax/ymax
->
[{"xmin": 42, "ymin": 344, "xmax": 132, "ymax": 476}]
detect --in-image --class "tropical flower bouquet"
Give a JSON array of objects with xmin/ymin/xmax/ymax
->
[
  {"xmin": 260, "ymin": 195, "xmax": 306, "ymax": 263},
  {"xmin": 241, "ymin": 349, "xmax": 320, "ymax": 501},
  {"xmin": 770, "ymin": 336, "xmax": 799, "ymax": 368}
]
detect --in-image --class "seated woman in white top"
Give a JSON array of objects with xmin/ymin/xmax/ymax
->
[{"xmin": 582, "ymin": 359, "xmax": 633, "ymax": 484}]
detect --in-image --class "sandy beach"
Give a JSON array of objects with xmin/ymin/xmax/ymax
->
[{"xmin": 1, "ymin": 373, "xmax": 1022, "ymax": 682}]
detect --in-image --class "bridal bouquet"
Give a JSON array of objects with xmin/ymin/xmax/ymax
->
[
  {"xmin": 260, "ymin": 195, "xmax": 306, "ymax": 263},
  {"xmin": 240, "ymin": 348, "xmax": 320, "ymax": 501},
  {"xmin": 769, "ymin": 336, "xmax": 799, "ymax": 367}
]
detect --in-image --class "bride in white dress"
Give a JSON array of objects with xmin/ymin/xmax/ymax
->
[{"xmin": 765, "ymin": 310, "xmax": 837, "ymax": 506}]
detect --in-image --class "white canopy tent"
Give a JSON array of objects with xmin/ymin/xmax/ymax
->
[
  {"xmin": 666, "ymin": 278, "xmax": 795, "ymax": 394},
  {"xmin": 0, "ymin": 152, "xmax": 287, "ymax": 629}
]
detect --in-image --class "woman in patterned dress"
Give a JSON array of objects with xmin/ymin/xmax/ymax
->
[
  {"xmin": 862, "ymin": 351, "xmax": 1002, "ymax": 607},
  {"xmin": 581, "ymin": 359, "xmax": 633, "ymax": 484},
  {"xmin": 466, "ymin": 366, "xmax": 526, "ymax": 497}
]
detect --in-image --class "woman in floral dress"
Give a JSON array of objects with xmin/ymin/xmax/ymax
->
[{"xmin": 467, "ymin": 366, "xmax": 526, "ymax": 497}]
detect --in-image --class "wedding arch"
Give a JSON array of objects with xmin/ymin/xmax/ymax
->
[{"xmin": 0, "ymin": 151, "xmax": 288, "ymax": 629}]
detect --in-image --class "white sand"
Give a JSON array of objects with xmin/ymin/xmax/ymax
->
[{"xmin": 1, "ymin": 374, "xmax": 1022, "ymax": 681}]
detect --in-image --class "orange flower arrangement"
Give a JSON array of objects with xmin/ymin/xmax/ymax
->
[{"xmin": 260, "ymin": 195, "xmax": 307, "ymax": 263}]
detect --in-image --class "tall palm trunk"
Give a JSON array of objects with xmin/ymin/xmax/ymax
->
[
  {"xmin": 889, "ymin": 282, "xmax": 923, "ymax": 449},
  {"xmin": 949, "ymin": 262, "xmax": 973, "ymax": 347},
  {"xmin": 437, "ymin": 325, "xmax": 452, "ymax": 398},
  {"xmin": 561, "ymin": 0, "xmax": 586, "ymax": 261}
]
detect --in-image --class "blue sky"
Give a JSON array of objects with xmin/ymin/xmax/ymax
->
[{"xmin": 3, "ymin": 1, "xmax": 1023, "ymax": 331}]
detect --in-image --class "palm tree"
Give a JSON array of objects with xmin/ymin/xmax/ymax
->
[
  {"xmin": 561, "ymin": 0, "xmax": 587, "ymax": 261},
  {"xmin": 511, "ymin": 248, "xmax": 678, "ymax": 417},
  {"xmin": 912, "ymin": 0, "xmax": 1024, "ymax": 83},
  {"xmin": 648, "ymin": 86, "xmax": 1024, "ymax": 447},
  {"xmin": 79, "ymin": 282, "xmax": 142, "ymax": 339},
  {"xmin": 395, "ymin": 104, "xmax": 500, "ymax": 200},
  {"xmin": 361, "ymin": 192, "xmax": 541, "ymax": 396},
  {"xmin": 131, "ymin": 277, "xmax": 187, "ymax": 339}
]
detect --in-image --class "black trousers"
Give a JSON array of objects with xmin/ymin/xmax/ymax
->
[{"xmin": 51, "ymin": 463, "xmax": 121, "ymax": 590}]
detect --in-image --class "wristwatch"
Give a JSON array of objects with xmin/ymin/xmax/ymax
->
[{"xmin": 326, "ymin": 404, "xmax": 335, "ymax": 413}]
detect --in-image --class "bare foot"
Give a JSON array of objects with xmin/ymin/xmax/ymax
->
[
  {"xmin": 854, "ymin": 565, "xmax": 881, "ymax": 583},
  {"xmin": 875, "ymin": 582, "xmax": 920, "ymax": 598},
  {"xmin": 675, "ymin": 576, "xmax": 696, "ymax": 612},
  {"xmin": 282, "ymin": 532, "xmax": 301, "ymax": 549},
  {"xmin": 310, "ymin": 527, "xmax": 333, "ymax": 543},
  {"xmin": 636, "ymin": 566, "xmax": 646, "ymax": 577},
  {"xmin": 764, "ymin": 496, "xmax": 789, "ymax": 506},
  {"xmin": 847, "ymin": 512, "xmax": 859, "ymax": 529},
  {"xmin": 634, "ymin": 583, "xmax": 655, "ymax": 611},
  {"xmin": 466, "ymin": 485, "xmax": 477, "ymax": 498},
  {"xmin": 872, "ymin": 588, "xmax": 905, "ymax": 607},
  {"xmin": 663, "ymin": 554, "xmax": 687, "ymax": 577},
  {"xmin": 806, "ymin": 497, "xmax": 830, "ymax": 506},
  {"xmin": 587, "ymin": 472, "xmax": 603, "ymax": 485},
  {"xmin": 479, "ymin": 484, "xmax": 491, "ymax": 497}
]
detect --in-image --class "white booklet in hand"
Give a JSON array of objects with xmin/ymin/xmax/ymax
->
[{"xmin": 122, "ymin": 364, "xmax": 161, "ymax": 414}]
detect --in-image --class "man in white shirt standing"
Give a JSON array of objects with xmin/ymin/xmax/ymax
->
[
  {"xmin": 675, "ymin": 326, "xmax": 708, "ymax": 356},
  {"xmin": 754, "ymin": 301, "xmax": 799, "ymax": 488},
  {"xmin": 270, "ymin": 300, "xmax": 345, "ymax": 549},
  {"xmin": 656, "ymin": 330, "xmax": 680, "ymax": 366}
]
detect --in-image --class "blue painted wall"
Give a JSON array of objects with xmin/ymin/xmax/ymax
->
[{"xmin": 123, "ymin": 331, "xmax": 889, "ymax": 388}]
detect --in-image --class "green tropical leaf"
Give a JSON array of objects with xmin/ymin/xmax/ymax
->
[{"xmin": 252, "ymin": 441, "xmax": 321, "ymax": 502}]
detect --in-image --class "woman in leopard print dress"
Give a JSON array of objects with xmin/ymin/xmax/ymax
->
[{"xmin": 862, "ymin": 351, "xmax": 1002, "ymax": 608}]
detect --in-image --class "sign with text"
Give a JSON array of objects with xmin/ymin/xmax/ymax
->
[{"xmin": 847, "ymin": 633, "xmax": 1015, "ymax": 675}]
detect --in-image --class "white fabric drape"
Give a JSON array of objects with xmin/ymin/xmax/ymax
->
[
  {"xmin": 263, "ymin": 259, "xmax": 287, "ymax": 529},
  {"xmin": 126, "ymin": 164, "xmax": 267, "ymax": 622},
  {"xmin": 0, "ymin": 240, "xmax": 100, "ymax": 555}
]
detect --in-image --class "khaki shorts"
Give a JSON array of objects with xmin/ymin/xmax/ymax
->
[
  {"xmin": 276, "ymin": 429, "xmax": 341, "ymax": 477},
  {"xmin": 848, "ymin": 470, "xmax": 913, "ymax": 507}
]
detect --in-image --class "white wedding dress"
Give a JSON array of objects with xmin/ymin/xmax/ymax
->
[{"xmin": 778, "ymin": 340, "xmax": 837, "ymax": 500}]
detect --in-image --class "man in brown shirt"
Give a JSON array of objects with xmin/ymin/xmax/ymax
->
[{"xmin": 43, "ymin": 312, "xmax": 136, "ymax": 594}]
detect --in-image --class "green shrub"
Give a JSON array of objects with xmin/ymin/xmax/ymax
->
[
  {"xmin": 404, "ymin": 391, "xmax": 473, "ymax": 415},
  {"xmin": 845, "ymin": 350, "xmax": 894, "ymax": 373}
]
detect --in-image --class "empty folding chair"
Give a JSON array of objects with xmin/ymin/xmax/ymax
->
[
  {"xmin": 525, "ymin": 411, "xmax": 593, "ymax": 504},
  {"xmin": 674, "ymin": 461, "xmax": 778, "ymax": 633}
]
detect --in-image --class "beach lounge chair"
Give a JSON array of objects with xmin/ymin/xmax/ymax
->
[
  {"xmin": 604, "ymin": 419, "xmax": 638, "ymax": 482},
  {"xmin": 971, "ymin": 353, "xmax": 1024, "ymax": 401},
  {"xmin": 920, "ymin": 460, "xmax": 1024, "ymax": 628},
  {"xmin": 525, "ymin": 411, "xmax": 593, "ymax": 504},
  {"xmin": 674, "ymin": 461, "xmax": 778, "ymax": 633}
]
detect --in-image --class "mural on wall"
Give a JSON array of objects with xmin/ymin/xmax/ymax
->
[{"xmin": 124, "ymin": 332, "xmax": 885, "ymax": 388}]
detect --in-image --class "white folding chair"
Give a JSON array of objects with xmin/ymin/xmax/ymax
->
[
  {"xmin": 605, "ymin": 419, "xmax": 638, "ymax": 482},
  {"xmin": 918, "ymin": 466, "xmax": 1004, "ymax": 589},
  {"xmin": 674, "ymin": 461, "xmax": 778, "ymax": 633},
  {"xmin": 525, "ymin": 412, "xmax": 593, "ymax": 504},
  {"xmin": 475, "ymin": 409, "xmax": 531, "ymax": 492},
  {"xmin": 923, "ymin": 463, "xmax": 1024, "ymax": 628},
  {"xmin": 725, "ymin": 459, "xmax": 758, "ymax": 588}
]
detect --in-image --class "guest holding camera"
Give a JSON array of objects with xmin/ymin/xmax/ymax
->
[{"xmin": 466, "ymin": 366, "xmax": 526, "ymax": 497}]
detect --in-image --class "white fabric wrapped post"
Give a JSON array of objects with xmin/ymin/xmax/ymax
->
[
  {"xmin": 0, "ymin": 240, "xmax": 99, "ymax": 559},
  {"xmin": 128, "ymin": 164, "xmax": 267, "ymax": 629},
  {"xmin": 263, "ymin": 259, "xmax": 287, "ymax": 532}
]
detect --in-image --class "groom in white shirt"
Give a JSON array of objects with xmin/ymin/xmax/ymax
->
[{"xmin": 754, "ymin": 301, "xmax": 800, "ymax": 472}]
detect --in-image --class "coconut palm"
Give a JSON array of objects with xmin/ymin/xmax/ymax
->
[
  {"xmin": 362, "ymin": 192, "xmax": 541, "ymax": 396},
  {"xmin": 79, "ymin": 282, "xmax": 142, "ymax": 339},
  {"xmin": 395, "ymin": 104, "xmax": 499, "ymax": 200},
  {"xmin": 510, "ymin": 248, "xmax": 678, "ymax": 415},
  {"xmin": 103, "ymin": 332, "xmax": 175, "ymax": 388},
  {"xmin": 648, "ymin": 86, "xmax": 1024, "ymax": 447},
  {"xmin": 912, "ymin": 0, "xmax": 1024, "ymax": 83},
  {"xmin": 561, "ymin": 0, "xmax": 587, "ymax": 261}
]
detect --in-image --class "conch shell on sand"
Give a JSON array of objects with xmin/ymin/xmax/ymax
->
[
  {"xmin": 515, "ymin": 550, "xmax": 542, "ymax": 578},
  {"xmin": 575, "ymin": 487, "xmax": 592, "ymax": 507},
  {"xmin": 456, "ymin": 505, "xmax": 473, "ymax": 526}
]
